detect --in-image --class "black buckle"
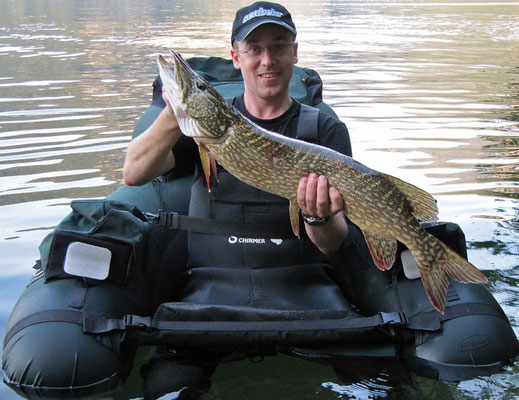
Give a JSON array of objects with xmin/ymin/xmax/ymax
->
[
  {"xmin": 124, "ymin": 314, "xmax": 151, "ymax": 329},
  {"xmin": 379, "ymin": 312, "xmax": 408, "ymax": 326},
  {"xmin": 157, "ymin": 210, "xmax": 180, "ymax": 229}
]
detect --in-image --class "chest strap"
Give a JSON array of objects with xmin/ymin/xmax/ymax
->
[{"xmin": 146, "ymin": 210, "xmax": 296, "ymax": 238}]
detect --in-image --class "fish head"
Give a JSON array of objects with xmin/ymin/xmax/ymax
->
[{"xmin": 157, "ymin": 51, "xmax": 233, "ymax": 142}]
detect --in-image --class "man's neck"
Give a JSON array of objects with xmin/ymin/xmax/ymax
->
[{"xmin": 243, "ymin": 93, "xmax": 293, "ymax": 120}]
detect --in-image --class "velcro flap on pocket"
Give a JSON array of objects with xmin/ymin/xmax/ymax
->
[{"xmin": 64, "ymin": 241, "xmax": 112, "ymax": 280}]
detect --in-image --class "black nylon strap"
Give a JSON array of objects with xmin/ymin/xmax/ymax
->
[
  {"xmin": 407, "ymin": 302, "xmax": 508, "ymax": 331},
  {"xmin": 83, "ymin": 311, "xmax": 406, "ymax": 335},
  {"xmin": 83, "ymin": 312, "xmax": 404, "ymax": 348},
  {"xmin": 3, "ymin": 309, "xmax": 84, "ymax": 345},
  {"xmin": 296, "ymin": 103, "xmax": 319, "ymax": 142},
  {"xmin": 82, "ymin": 302, "xmax": 509, "ymax": 336},
  {"xmin": 154, "ymin": 211, "xmax": 295, "ymax": 238},
  {"xmin": 5, "ymin": 303, "xmax": 507, "ymax": 348}
]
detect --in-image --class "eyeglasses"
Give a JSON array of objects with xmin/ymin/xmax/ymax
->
[{"xmin": 234, "ymin": 42, "xmax": 295, "ymax": 58}]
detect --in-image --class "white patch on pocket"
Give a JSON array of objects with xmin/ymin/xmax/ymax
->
[
  {"xmin": 64, "ymin": 241, "xmax": 111, "ymax": 280},
  {"xmin": 401, "ymin": 250, "xmax": 421, "ymax": 280}
]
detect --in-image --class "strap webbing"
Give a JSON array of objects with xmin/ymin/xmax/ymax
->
[
  {"xmin": 68, "ymin": 278, "xmax": 89, "ymax": 309},
  {"xmin": 151, "ymin": 211, "xmax": 295, "ymax": 238},
  {"xmin": 296, "ymin": 103, "xmax": 319, "ymax": 142},
  {"xmin": 83, "ymin": 312, "xmax": 406, "ymax": 347},
  {"xmin": 82, "ymin": 311, "xmax": 407, "ymax": 335},
  {"xmin": 407, "ymin": 302, "xmax": 508, "ymax": 331},
  {"xmin": 4, "ymin": 303, "xmax": 509, "ymax": 348},
  {"xmin": 3, "ymin": 309, "xmax": 84, "ymax": 345}
]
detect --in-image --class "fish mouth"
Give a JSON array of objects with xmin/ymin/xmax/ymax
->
[
  {"xmin": 158, "ymin": 50, "xmax": 191, "ymax": 72},
  {"xmin": 158, "ymin": 54, "xmax": 172, "ymax": 70},
  {"xmin": 157, "ymin": 50, "xmax": 230, "ymax": 142},
  {"xmin": 158, "ymin": 51, "xmax": 198, "ymax": 95},
  {"xmin": 169, "ymin": 50, "xmax": 187, "ymax": 72}
]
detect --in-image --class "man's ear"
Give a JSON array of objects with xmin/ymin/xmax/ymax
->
[
  {"xmin": 293, "ymin": 42, "xmax": 299, "ymax": 65},
  {"xmin": 230, "ymin": 48, "xmax": 241, "ymax": 70}
]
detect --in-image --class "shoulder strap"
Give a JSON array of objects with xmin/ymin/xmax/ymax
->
[{"xmin": 296, "ymin": 103, "xmax": 320, "ymax": 143}]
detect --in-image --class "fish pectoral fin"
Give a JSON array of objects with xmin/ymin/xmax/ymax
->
[
  {"xmin": 383, "ymin": 174, "xmax": 439, "ymax": 222},
  {"xmin": 363, "ymin": 232, "xmax": 397, "ymax": 271},
  {"xmin": 198, "ymin": 142, "xmax": 218, "ymax": 192},
  {"xmin": 289, "ymin": 200, "xmax": 301, "ymax": 238}
]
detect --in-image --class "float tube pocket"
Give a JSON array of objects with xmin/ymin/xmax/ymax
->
[
  {"xmin": 46, "ymin": 230, "xmax": 132, "ymax": 285},
  {"xmin": 40, "ymin": 199, "xmax": 149, "ymax": 285}
]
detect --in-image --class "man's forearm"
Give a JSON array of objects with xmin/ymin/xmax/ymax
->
[
  {"xmin": 305, "ymin": 212, "xmax": 348, "ymax": 255},
  {"xmin": 123, "ymin": 107, "xmax": 181, "ymax": 186}
]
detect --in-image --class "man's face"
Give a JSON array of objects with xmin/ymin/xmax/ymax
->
[{"xmin": 231, "ymin": 24, "xmax": 298, "ymax": 105}]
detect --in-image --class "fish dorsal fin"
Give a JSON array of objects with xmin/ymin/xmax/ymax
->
[
  {"xmin": 383, "ymin": 174, "xmax": 438, "ymax": 222},
  {"xmin": 363, "ymin": 231, "xmax": 398, "ymax": 271}
]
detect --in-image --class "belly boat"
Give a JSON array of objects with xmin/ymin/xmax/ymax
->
[{"xmin": 2, "ymin": 57, "xmax": 518, "ymax": 399}]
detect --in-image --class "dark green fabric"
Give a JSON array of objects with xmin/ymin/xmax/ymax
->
[{"xmin": 39, "ymin": 200, "xmax": 150, "ymax": 279}]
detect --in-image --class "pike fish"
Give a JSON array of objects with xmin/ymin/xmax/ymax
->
[{"xmin": 157, "ymin": 50, "xmax": 487, "ymax": 313}]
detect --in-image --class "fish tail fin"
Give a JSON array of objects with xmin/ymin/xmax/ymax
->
[{"xmin": 417, "ymin": 235, "xmax": 488, "ymax": 314}]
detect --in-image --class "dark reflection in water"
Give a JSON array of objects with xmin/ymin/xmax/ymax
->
[{"xmin": 0, "ymin": 1, "xmax": 518, "ymax": 399}]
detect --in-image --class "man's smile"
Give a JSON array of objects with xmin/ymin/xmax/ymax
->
[{"xmin": 258, "ymin": 72, "xmax": 279, "ymax": 79}]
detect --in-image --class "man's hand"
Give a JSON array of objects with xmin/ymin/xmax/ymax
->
[
  {"xmin": 297, "ymin": 172, "xmax": 343, "ymax": 218},
  {"xmin": 297, "ymin": 172, "xmax": 348, "ymax": 254}
]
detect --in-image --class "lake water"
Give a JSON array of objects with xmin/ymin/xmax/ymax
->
[{"xmin": 0, "ymin": 0, "xmax": 518, "ymax": 399}]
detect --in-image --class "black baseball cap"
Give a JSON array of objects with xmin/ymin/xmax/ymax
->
[{"xmin": 231, "ymin": 2, "xmax": 297, "ymax": 43}]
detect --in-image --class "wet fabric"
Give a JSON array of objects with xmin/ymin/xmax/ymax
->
[{"xmin": 181, "ymin": 264, "xmax": 351, "ymax": 310}]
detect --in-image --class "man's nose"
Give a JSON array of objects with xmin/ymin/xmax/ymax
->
[{"xmin": 259, "ymin": 47, "xmax": 275, "ymax": 65}]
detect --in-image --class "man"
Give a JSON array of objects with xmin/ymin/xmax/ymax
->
[
  {"xmin": 123, "ymin": 2, "xmax": 353, "ymax": 398},
  {"xmin": 123, "ymin": 2, "xmax": 350, "ymax": 254}
]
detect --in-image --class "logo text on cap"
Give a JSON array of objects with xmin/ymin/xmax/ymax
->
[{"xmin": 243, "ymin": 7, "xmax": 283, "ymax": 23}]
